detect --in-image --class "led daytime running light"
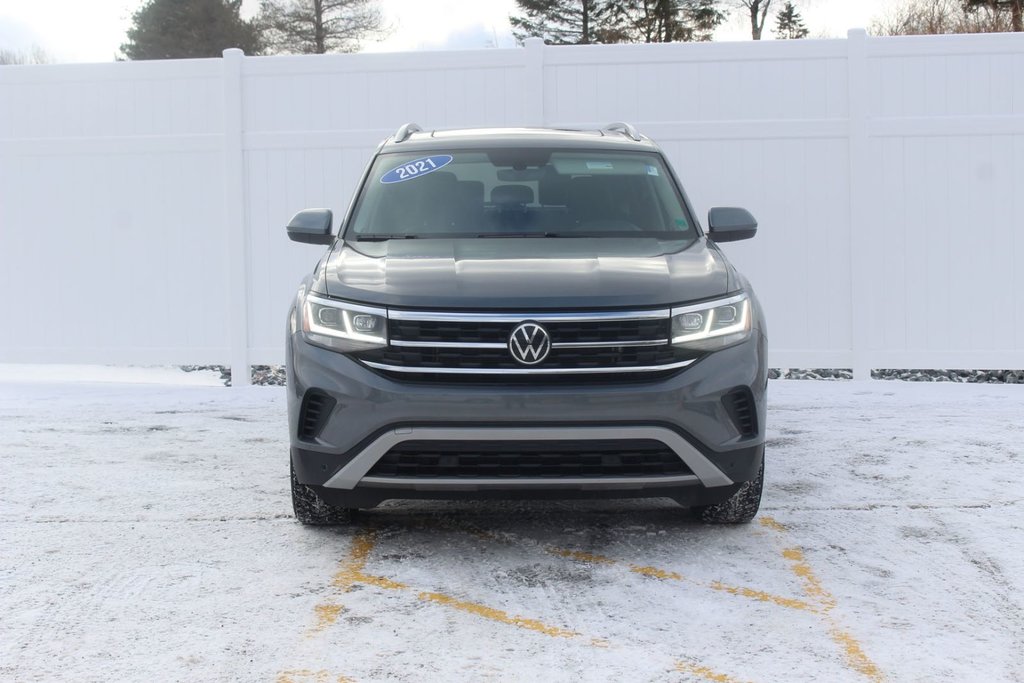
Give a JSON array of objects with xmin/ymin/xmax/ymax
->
[{"xmin": 671, "ymin": 295, "xmax": 750, "ymax": 346}]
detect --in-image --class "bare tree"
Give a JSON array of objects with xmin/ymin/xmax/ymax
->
[
  {"xmin": 965, "ymin": 0, "xmax": 1023, "ymax": 31},
  {"xmin": 733, "ymin": 0, "xmax": 773, "ymax": 39},
  {"xmin": 871, "ymin": 0, "xmax": 1010, "ymax": 35},
  {"xmin": 0, "ymin": 46, "xmax": 53, "ymax": 65},
  {"xmin": 258, "ymin": 0, "xmax": 388, "ymax": 54}
]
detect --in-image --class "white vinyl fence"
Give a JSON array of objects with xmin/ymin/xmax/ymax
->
[{"xmin": 1, "ymin": 31, "xmax": 1023, "ymax": 384}]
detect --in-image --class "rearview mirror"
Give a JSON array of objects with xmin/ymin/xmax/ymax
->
[
  {"xmin": 707, "ymin": 207, "xmax": 757, "ymax": 242},
  {"xmin": 287, "ymin": 209, "xmax": 334, "ymax": 245}
]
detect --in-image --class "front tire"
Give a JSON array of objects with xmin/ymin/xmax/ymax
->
[
  {"xmin": 691, "ymin": 457, "xmax": 763, "ymax": 524},
  {"xmin": 291, "ymin": 461, "xmax": 355, "ymax": 525}
]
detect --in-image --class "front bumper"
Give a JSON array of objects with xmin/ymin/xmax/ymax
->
[{"xmin": 287, "ymin": 330, "xmax": 767, "ymax": 507}]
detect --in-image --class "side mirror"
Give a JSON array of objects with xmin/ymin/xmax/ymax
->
[
  {"xmin": 707, "ymin": 207, "xmax": 757, "ymax": 242},
  {"xmin": 287, "ymin": 208, "xmax": 334, "ymax": 245}
]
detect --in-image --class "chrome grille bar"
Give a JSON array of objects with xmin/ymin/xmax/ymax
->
[
  {"xmin": 390, "ymin": 339, "xmax": 670, "ymax": 350},
  {"xmin": 388, "ymin": 308, "xmax": 671, "ymax": 323},
  {"xmin": 361, "ymin": 359, "xmax": 694, "ymax": 375}
]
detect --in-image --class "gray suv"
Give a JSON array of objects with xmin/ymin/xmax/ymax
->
[{"xmin": 285, "ymin": 123, "xmax": 766, "ymax": 524}]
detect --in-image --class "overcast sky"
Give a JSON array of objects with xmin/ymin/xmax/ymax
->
[{"xmin": 0, "ymin": 0, "xmax": 896, "ymax": 63}]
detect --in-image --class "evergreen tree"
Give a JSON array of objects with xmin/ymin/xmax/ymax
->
[
  {"xmin": 774, "ymin": 1, "xmax": 809, "ymax": 39},
  {"xmin": 121, "ymin": 0, "xmax": 261, "ymax": 59},
  {"xmin": 615, "ymin": 0, "xmax": 687, "ymax": 43},
  {"xmin": 510, "ymin": 0, "xmax": 619, "ymax": 45},
  {"xmin": 258, "ymin": 0, "xmax": 387, "ymax": 54},
  {"xmin": 685, "ymin": 0, "xmax": 727, "ymax": 41},
  {"xmin": 512, "ymin": 0, "xmax": 726, "ymax": 45}
]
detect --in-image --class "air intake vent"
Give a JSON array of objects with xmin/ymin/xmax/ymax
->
[
  {"xmin": 722, "ymin": 389, "xmax": 757, "ymax": 437},
  {"xmin": 366, "ymin": 440, "xmax": 691, "ymax": 479},
  {"xmin": 298, "ymin": 391, "xmax": 335, "ymax": 442}
]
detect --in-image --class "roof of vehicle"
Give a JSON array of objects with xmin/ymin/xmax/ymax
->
[{"xmin": 378, "ymin": 125, "xmax": 661, "ymax": 154}]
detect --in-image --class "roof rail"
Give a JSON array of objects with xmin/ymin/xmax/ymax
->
[
  {"xmin": 393, "ymin": 122, "xmax": 423, "ymax": 143},
  {"xmin": 602, "ymin": 122, "xmax": 642, "ymax": 142}
]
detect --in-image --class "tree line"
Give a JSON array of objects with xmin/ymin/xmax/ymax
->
[
  {"xmin": 53, "ymin": 0, "xmax": 1021, "ymax": 63},
  {"xmin": 464, "ymin": 1, "xmax": 810, "ymax": 47},
  {"xmin": 117, "ymin": 0, "xmax": 816, "ymax": 60},
  {"xmin": 120, "ymin": 0, "xmax": 388, "ymax": 60},
  {"xmin": 872, "ymin": 0, "xmax": 1023, "ymax": 35}
]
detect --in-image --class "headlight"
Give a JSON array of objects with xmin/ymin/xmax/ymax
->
[
  {"xmin": 671, "ymin": 293, "xmax": 751, "ymax": 351},
  {"xmin": 302, "ymin": 294, "xmax": 387, "ymax": 352}
]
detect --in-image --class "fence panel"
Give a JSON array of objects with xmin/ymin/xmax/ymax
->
[{"xmin": 1, "ymin": 32, "xmax": 1022, "ymax": 376}]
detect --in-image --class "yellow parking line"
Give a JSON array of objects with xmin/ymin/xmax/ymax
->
[
  {"xmin": 310, "ymin": 528, "xmax": 580, "ymax": 641},
  {"xmin": 351, "ymin": 568, "xmax": 584, "ymax": 638},
  {"xmin": 330, "ymin": 529, "xmax": 377, "ymax": 590},
  {"xmin": 300, "ymin": 524, "xmax": 747, "ymax": 683},
  {"xmin": 675, "ymin": 660, "xmax": 755, "ymax": 683},
  {"xmin": 782, "ymin": 547, "xmax": 837, "ymax": 611},
  {"xmin": 428, "ymin": 520, "xmax": 814, "ymax": 615},
  {"xmin": 705, "ymin": 580, "xmax": 817, "ymax": 613},
  {"xmin": 312, "ymin": 604, "xmax": 344, "ymax": 631},
  {"xmin": 548, "ymin": 547, "xmax": 817, "ymax": 614},
  {"xmin": 277, "ymin": 669, "xmax": 354, "ymax": 683},
  {"xmin": 761, "ymin": 518, "xmax": 884, "ymax": 683},
  {"xmin": 307, "ymin": 529, "xmax": 378, "ymax": 635},
  {"xmin": 418, "ymin": 590, "xmax": 580, "ymax": 639},
  {"xmin": 758, "ymin": 517, "xmax": 788, "ymax": 533}
]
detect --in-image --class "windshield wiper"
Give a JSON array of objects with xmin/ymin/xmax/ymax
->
[
  {"xmin": 353, "ymin": 234, "xmax": 420, "ymax": 241},
  {"xmin": 475, "ymin": 231, "xmax": 689, "ymax": 238},
  {"xmin": 476, "ymin": 232, "xmax": 562, "ymax": 238}
]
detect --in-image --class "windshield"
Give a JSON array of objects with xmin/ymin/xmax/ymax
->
[{"xmin": 346, "ymin": 149, "xmax": 695, "ymax": 239}]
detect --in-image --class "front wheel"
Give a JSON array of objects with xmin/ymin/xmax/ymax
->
[
  {"xmin": 691, "ymin": 457, "xmax": 764, "ymax": 524},
  {"xmin": 291, "ymin": 461, "xmax": 356, "ymax": 525}
]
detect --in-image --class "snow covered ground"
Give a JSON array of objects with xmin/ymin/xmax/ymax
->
[{"xmin": 1, "ymin": 372, "xmax": 1022, "ymax": 682}]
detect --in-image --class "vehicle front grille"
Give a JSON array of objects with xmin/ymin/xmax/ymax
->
[
  {"xmin": 352, "ymin": 307, "xmax": 696, "ymax": 380},
  {"xmin": 388, "ymin": 318, "xmax": 668, "ymax": 345},
  {"xmin": 365, "ymin": 440, "xmax": 692, "ymax": 479}
]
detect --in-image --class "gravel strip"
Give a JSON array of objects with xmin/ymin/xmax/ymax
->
[{"xmin": 185, "ymin": 365, "xmax": 1024, "ymax": 386}]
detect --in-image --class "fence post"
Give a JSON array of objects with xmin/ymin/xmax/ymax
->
[
  {"xmin": 524, "ymin": 38, "xmax": 545, "ymax": 126},
  {"xmin": 223, "ymin": 48, "xmax": 250, "ymax": 387},
  {"xmin": 847, "ymin": 29, "xmax": 871, "ymax": 380}
]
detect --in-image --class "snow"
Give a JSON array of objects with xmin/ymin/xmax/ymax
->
[{"xmin": 1, "ymin": 373, "xmax": 1022, "ymax": 682}]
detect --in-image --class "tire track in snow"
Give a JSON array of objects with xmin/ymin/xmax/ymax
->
[{"xmin": 919, "ymin": 511, "xmax": 1024, "ymax": 681}]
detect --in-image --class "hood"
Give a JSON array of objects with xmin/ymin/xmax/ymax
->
[{"xmin": 323, "ymin": 237, "xmax": 732, "ymax": 309}]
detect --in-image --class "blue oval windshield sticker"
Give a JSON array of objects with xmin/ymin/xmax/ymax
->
[{"xmin": 380, "ymin": 155, "xmax": 454, "ymax": 184}]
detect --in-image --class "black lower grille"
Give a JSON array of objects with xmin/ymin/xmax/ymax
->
[
  {"xmin": 722, "ymin": 389, "xmax": 757, "ymax": 436},
  {"xmin": 365, "ymin": 440, "xmax": 692, "ymax": 479},
  {"xmin": 298, "ymin": 391, "xmax": 335, "ymax": 441}
]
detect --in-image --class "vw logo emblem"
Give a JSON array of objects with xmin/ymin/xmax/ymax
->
[{"xmin": 508, "ymin": 321, "xmax": 551, "ymax": 365}]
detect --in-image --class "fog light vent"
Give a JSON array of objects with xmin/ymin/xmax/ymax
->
[
  {"xmin": 298, "ymin": 390, "xmax": 335, "ymax": 441},
  {"xmin": 722, "ymin": 389, "xmax": 757, "ymax": 437}
]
